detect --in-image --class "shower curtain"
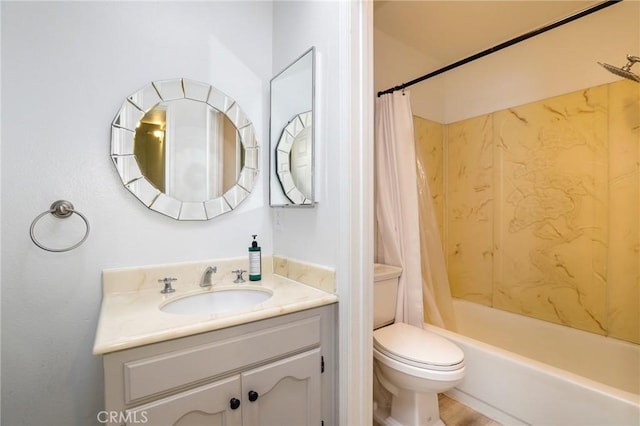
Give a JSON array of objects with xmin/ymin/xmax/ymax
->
[{"xmin": 375, "ymin": 91, "xmax": 455, "ymax": 329}]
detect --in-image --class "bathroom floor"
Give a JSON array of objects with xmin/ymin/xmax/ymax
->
[
  {"xmin": 439, "ymin": 394, "xmax": 502, "ymax": 426},
  {"xmin": 373, "ymin": 394, "xmax": 501, "ymax": 426}
]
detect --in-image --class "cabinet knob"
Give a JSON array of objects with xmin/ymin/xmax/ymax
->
[
  {"xmin": 248, "ymin": 390, "xmax": 259, "ymax": 402},
  {"xmin": 229, "ymin": 397, "xmax": 241, "ymax": 410}
]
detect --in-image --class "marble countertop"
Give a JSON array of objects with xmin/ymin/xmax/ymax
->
[{"xmin": 93, "ymin": 273, "xmax": 338, "ymax": 355}]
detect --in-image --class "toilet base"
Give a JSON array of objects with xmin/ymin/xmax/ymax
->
[
  {"xmin": 373, "ymin": 408, "xmax": 444, "ymax": 426},
  {"xmin": 373, "ymin": 390, "xmax": 444, "ymax": 426}
]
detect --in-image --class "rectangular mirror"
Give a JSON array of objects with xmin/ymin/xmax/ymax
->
[{"xmin": 270, "ymin": 47, "xmax": 315, "ymax": 206}]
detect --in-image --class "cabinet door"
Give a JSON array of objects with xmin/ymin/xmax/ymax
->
[
  {"xmin": 125, "ymin": 376, "xmax": 242, "ymax": 426},
  {"xmin": 241, "ymin": 348, "xmax": 321, "ymax": 426}
]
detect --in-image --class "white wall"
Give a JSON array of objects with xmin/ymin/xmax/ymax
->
[
  {"xmin": 1, "ymin": 2, "xmax": 272, "ymax": 425},
  {"xmin": 374, "ymin": 27, "xmax": 447, "ymax": 122},
  {"xmin": 272, "ymin": 2, "xmax": 374, "ymax": 425},
  {"xmin": 375, "ymin": 1, "xmax": 640, "ymax": 123},
  {"xmin": 439, "ymin": 0, "xmax": 640, "ymax": 123},
  {"xmin": 271, "ymin": 1, "xmax": 342, "ymax": 267}
]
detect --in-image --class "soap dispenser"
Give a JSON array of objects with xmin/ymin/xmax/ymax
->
[{"xmin": 248, "ymin": 234, "xmax": 262, "ymax": 281}]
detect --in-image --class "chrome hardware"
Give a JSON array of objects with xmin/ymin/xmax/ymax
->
[
  {"xmin": 232, "ymin": 269, "xmax": 246, "ymax": 283},
  {"xmin": 158, "ymin": 277, "xmax": 177, "ymax": 294},
  {"xmin": 29, "ymin": 200, "xmax": 90, "ymax": 252},
  {"xmin": 200, "ymin": 266, "xmax": 217, "ymax": 287}
]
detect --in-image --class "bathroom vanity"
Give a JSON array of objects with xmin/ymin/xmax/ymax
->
[{"xmin": 93, "ymin": 258, "xmax": 338, "ymax": 426}]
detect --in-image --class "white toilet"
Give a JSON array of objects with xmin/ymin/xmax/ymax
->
[{"xmin": 373, "ymin": 264, "xmax": 465, "ymax": 426}]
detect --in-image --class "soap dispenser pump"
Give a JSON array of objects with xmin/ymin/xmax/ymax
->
[{"xmin": 248, "ymin": 234, "xmax": 261, "ymax": 281}]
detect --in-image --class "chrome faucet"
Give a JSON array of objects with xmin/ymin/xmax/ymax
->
[{"xmin": 200, "ymin": 266, "xmax": 217, "ymax": 288}]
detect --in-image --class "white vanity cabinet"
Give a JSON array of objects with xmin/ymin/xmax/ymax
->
[
  {"xmin": 125, "ymin": 375, "xmax": 242, "ymax": 425},
  {"xmin": 102, "ymin": 305, "xmax": 336, "ymax": 426},
  {"xmin": 240, "ymin": 348, "xmax": 321, "ymax": 425}
]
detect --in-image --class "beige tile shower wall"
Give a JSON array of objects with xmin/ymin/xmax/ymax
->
[
  {"xmin": 493, "ymin": 86, "xmax": 609, "ymax": 336},
  {"xmin": 446, "ymin": 115, "xmax": 494, "ymax": 306},
  {"xmin": 428, "ymin": 80, "xmax": 639, "ymax": 344},
  {"xmin": 607, "ymin": 80, "xmax": 640, "ymax": 343}
]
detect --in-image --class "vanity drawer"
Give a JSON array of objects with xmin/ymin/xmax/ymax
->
[{"xmin": 123, "ymin": 315, "xmax": 320, "ymax": 403}]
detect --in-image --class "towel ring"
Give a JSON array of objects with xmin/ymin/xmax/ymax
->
[{"xmin": 29, "ymin": 200, "xmax": 90, "ymax": 252}]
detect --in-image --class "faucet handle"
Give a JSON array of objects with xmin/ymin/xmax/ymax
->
[
  {"xmin": 232, "ymin": 269, "xmax": 246, "ymax": 283},
  {"xmin": 158, "ymin": 277, "xmax": 177, "ymax": 294}
]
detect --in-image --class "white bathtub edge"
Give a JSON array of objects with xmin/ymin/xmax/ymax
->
[
  {"xmin": 427, "ymin": 323, "xmax": 639, "ymax": 404},
  {"xmin": 426, "ymin": 323, "xmax": 640, "ymax": 425}
]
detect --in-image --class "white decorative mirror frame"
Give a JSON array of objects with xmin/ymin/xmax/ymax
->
[
  {"xmin": 111, "ymin": 78, "xmax": 259, "ymax": 221},
  {"xmin": 275, "ymin": 111, "xmax": 313, "ymax": 205}
]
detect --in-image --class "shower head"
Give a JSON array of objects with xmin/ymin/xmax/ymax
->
[{"xmin": 598, "ymin": 54, "xmax": 640, "ymax": 83}]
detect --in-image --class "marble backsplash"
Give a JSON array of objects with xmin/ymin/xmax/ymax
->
[
  {"xmin": 102, "ymin": 257, "xmax": 274, "ymax": 293},
  {"xmin": 102, "ymin": 255, "xmax": 336, "ymax": 295},
  {"xmin": 273, "ymin": 256, "xmax": 336, "ymax": 293},
  {"xmin": 414, "ymin": 79, "xmax": 639, "ymax": 344}
]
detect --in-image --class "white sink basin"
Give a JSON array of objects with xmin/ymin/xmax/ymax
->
[{"xmin": 161, "ymin": 287, "xmax": 273, "ymax": 315}]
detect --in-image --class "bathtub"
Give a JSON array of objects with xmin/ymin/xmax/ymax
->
[{"xmin": 425, "ymin": 299, "xmax": 640, "ymax": 425}]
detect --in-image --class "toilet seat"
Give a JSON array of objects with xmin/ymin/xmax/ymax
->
[{"xmin": 374, "ymin": 322, "xmax": 464, "ymax": 371}]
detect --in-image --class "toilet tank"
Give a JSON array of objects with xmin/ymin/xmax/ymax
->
[{"xmin": 374, "ymin": 263, "xmax": 402, "ymax": 329}]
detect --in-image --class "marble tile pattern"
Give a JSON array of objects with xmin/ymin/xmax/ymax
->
[
  {"xmin": 94, "ymin": 256, "xmax": 338, "ymax": 354},
  {"xmin": 413, "ymin": 80, "xmax": 639, "ymax": 344},
  {"xmin": 273, "ymin": 255, "xmax": 336, "ymax": 293},
  {"xmin": 606, "ymin": 80, "xmax": 640, "ymax": 343},
  {"xmin": 493, "ymin": 86, "xmax": 609, "ymax": 336},
  {"xmin": 446, "ymin": 115, "xmax": 495, "ymax": 306}
]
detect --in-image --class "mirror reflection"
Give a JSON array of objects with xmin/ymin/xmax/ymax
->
[
  {"xmin": 275, "ymin": 111, "xmax": 313, "ymax": 204},
  {"xmin": 111, "ymin": 78, "xmax": 258, "ymax": 221},
  {"xmin": 135, "ymin": 100, "xmax": 243, "ymax": 201},
  {"xmin": 270, "ymin": 47, "xmax": 315, "ymax": 206}
]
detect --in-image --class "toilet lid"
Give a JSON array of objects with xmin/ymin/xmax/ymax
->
[{"xmin": 374, "ymin": 323, "xmax": 464, "ymax": 370}]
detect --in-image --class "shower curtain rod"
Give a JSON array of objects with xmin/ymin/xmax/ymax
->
[{"xmin": 377, "ymin": 0, "xmax": 621, "ymax": 97}]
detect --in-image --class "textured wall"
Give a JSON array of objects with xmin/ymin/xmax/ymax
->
[
  {"xmin": 414, "ymin": 79, "xmax": 639, "ymax": 344},
  {"xmin": 2, "ymin": 3, "xmax": 272, "ymax": 425}
]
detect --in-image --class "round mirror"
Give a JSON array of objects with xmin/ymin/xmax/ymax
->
[
  {"xmin": 275, "ymin": 111, "xmax": 313, "ymax": 205},
  {"xmin": 111, "ymin": 78, "xmax": 258, "ymax": 220}
]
